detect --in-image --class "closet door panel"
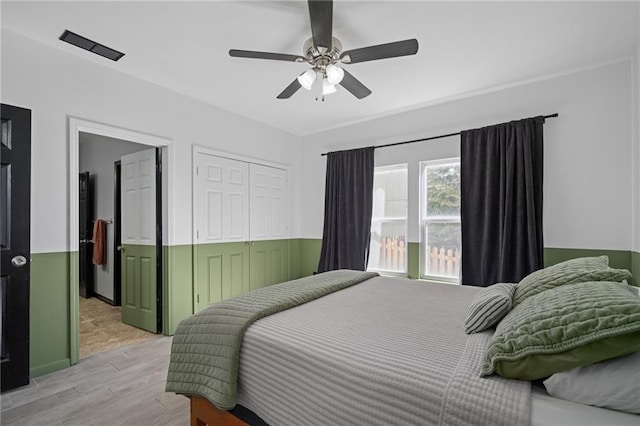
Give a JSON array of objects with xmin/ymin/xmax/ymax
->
[
  {"xmin": 195, "ymin": 154, "xmax": 249, "ymax": 243},
  {"xmin": 250, "ymin": 164, "xmax": 289, "ymax": 241},
  {"xmin": 204, "ymin": 190, "xmax": 222, "ymax": 241},
  {"xmin": 250, "ymin": 240, "xmax": 290, "ymax": 289},
  {"xmin": 194, "ymin": 242, "xmax": 249, "ymax": 312}
]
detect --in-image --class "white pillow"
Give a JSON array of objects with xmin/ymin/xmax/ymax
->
[
  {"xmin": 543, "ymin": 351, "xmax": 640, "ymax": 414},
  {"xmin": 464, "ymin": 283, "xmax": 515, "ymax": 334}
]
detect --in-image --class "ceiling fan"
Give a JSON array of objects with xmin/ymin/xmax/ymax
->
[{"xmin": 229, "ymin": 0, "xmax": 419, "ymax": 100}]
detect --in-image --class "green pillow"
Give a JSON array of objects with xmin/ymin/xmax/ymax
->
[
  {"xmin": 513, "ymin": 256, "xmax": 631, "ymax": 306},
  {"xmin": 481, "ymin": 281, "xmax": 640, "ymax": 380}
]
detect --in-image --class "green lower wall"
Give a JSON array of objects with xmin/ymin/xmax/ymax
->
[
  {"xmin": 632, "ymin": 251, "xmax": 640, "ymax": 285},
  {"xmin": 28, "ymin": 243, "xmax": 640, "ymax": 377},
  {"xmin": 289, "ymin": 239, "xmax": 301, "ymax": 279},
  {"xmin": 543, "ymin": 247, "xmax": 631, "ymax": 270},
  {"xmin": 297, "ymin": 238, "xmax": 323, "ymax": 277},
  {"xmin": 276, "ymin": 241, "xmax": 638, "ymax": 283},
  {"xmin": 163, "ymin": 244, "xmax": 193, "ymax": 335},
  {"xmin": 544, "ymin": 247, "xmax": 635, "ymax": 285},
  {"xmin": 407, "ymin": 242, "xmax": 420, "ymax": 279},
  {"xmin": 30, "ymin": 252, "xmax": 71, "ymax": 377}
]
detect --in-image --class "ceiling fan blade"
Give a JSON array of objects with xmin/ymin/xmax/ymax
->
[
  {"xmin": 308, "ymin": 0, "xmax": 333, "ymax": 52},
  {"xmin": 229, "ymin": 49, "xmax": 306, "ymax": 63},
  {"xmin": 340, "ymin": 39, "xmax": 419, "ymax": 64},
  {"xmin": 277, "ymin": 79, "xmax": 303, "ymax": 99},
  {"xmin": 339, "ymin": 69, "xmax": 371, "ymax": 99}
]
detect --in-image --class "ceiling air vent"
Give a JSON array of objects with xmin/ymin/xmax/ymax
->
[{"xmin": 59, "ymin": 30, "xmax": 125, "ymax": 61}]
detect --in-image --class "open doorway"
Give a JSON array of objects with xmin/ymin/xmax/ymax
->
[
  {"xmin": 78, "ymin": 133, "xmax": 162, "ymax": 358},
  {"xmin": 68, "ymin": 118, "xmax": 171, "ymax": 364}
]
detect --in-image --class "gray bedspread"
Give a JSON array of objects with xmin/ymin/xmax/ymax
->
[
  {"xmin": 236, "ymin": 276, "xmax": 531, "ymax": 425},
  {"xmin": 165, "ymin": 269, "xmax": 378, "ymax": 410}
]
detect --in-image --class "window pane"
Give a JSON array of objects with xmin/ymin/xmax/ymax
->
[
  {"xmin": 369, "ymin": 164, "xmax": 407, "ymax": 273},
  {"xmin": 420, "ymin": 159, "xmax": 461, "ymax": 281},
  {"xmin": 424, "ymin": 222, "xmax": 461, "ymax": 278},
  {"xmin": 372, "ymin": 166, "xmax": 408, "ymax": 219},
  {"xmin": 368, "ymin": 221, "xmax": 406, "ymax": 272},
  {"xmin": 425, "ymin": 163, "xmax": 460, "ymax": 217}
]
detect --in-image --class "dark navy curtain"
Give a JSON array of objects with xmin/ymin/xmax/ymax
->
[
  {"xmin": 460, "ymin": 116, "xmax": 545, "ymax": 286},
  {"xmin": 317, "ymin": 147, "xmax": 375, "ymax": 273}
]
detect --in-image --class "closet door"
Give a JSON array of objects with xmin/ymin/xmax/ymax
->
[
  {"xmin": 194, "ymin": 153, "xmax": 250, "ymax": 310},
  {"xmin": 249, "ymin": 164, "xmax": 289, "ymax": 289},
  {"xmin": 249, "ymin": 164, "xmax": 288, "ymax": 241},
  {"xmin": 195, "ymin": 154, "xmax": 249, "ymax": 243}
]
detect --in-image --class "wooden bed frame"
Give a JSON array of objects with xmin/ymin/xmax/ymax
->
[{"xmin": 190, "ymin": 396, "xmax": 249, "ymax": 426}]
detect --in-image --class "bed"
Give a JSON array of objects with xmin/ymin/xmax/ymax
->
[{"xmin": 167, "ymin": 262, "xmax": 640, "ymax": 425}]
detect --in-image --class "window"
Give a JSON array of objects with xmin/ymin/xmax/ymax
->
[
  {"xmin": 420, "ymin": 159, "xmax": 461, "ymax": 282},
  {"xmin": 367, "ymin": 164, "xmax": 408, "ymax": 274}
]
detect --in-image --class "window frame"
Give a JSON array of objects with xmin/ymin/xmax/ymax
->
[
  {"xmin": 367, "ymin": 163, "xmax": 408, "ymax": 276},
  {"xmin": 419, "ymin": 158, "xmax": 461, "ymax": 284}
]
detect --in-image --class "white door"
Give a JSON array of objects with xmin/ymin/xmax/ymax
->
[
  {"xmin": 250, "ymin": 164, "xmax": 288, "ymax": 241},
  {"xmin": 195, "ymin": 153, "xmax": 249, "ymax": 244},
  {"xmin": 121, "ymin": 148, "xmax": 158, "ymax": 332}
]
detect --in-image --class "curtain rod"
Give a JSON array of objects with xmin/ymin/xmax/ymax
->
[{"xmin": 320, "ymin": 113, "xmax": 559, "ymax": 156}]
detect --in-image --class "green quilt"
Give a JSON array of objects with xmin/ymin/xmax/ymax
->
[{"xmin": 165, "ymin": 269, "xmax": 379, "ymax": 409}]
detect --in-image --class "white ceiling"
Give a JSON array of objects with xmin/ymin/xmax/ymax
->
[{"xmin": 2, "ymin": 1, "xmax": 639, "ymax": 136}]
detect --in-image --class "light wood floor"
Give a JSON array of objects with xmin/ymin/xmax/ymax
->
[
  {"xmin": 79, "ymin": 297, "xmax": 158, "ymax": 358},
  {"xmin": 0, "ymin": 337, "xmax": 189, "ymax": 425}
]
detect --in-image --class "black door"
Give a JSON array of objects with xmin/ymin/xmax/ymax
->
[
  {"xmin": 1, "ymin": 104, "xmax": 31, "ymax": 392},
  {"xmin": 79, "ymin": 172, "xmax": 94, "ymax": 298}
]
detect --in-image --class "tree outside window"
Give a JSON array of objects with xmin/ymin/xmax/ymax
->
[{"xmin": 420, "ymin": 159, "xmax": 461, "ymax": 282}]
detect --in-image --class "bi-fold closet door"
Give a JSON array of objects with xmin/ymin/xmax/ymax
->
[{"xmin": 193, "ymin": 151, "xmax": 289, "ymax": 312}]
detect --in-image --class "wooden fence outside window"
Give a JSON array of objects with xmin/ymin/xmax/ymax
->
[{"xmin": 377, "ymin": 236, "xmax": 460, "ymax": 277}]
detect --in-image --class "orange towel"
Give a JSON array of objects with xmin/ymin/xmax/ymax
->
[{"xmin": 92, "ymin": 219, "xmax": 107, "ymax": 266}]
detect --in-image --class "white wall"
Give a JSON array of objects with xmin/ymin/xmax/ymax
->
[
  {"xmin": 79, "ymin": 133, "xmax": 147, "ymax": 300},
  {"xmin": 1, "ymin": 29, "xmax": 301, "ymax": 253},
  {"xmin": 2, "ymin": 28, "xmax": 635, "ymax": 254},
  {"xmin": 300, "ymin": 60, "xmax": 635, "ymax": 253}
]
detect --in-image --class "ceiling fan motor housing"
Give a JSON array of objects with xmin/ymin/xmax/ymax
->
[{"xmin": 303, "ymin": 37, "xmax": 343, "ymax": 72}]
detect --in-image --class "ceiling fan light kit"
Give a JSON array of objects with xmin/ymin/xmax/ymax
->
[
  {"xmin": 322, "ymin": 78, "xmax": 337, "ymax": 95},
  {"xmin": 326, "ymin": 64, "xmax": 344, "ymax": 85},
  {"xmin": 298, "ymin": 69, "xmax": 317, "ymax": 90},
  {"xmin": 229, "ymin": 0, "xmax": 419, "ymax": 100}
]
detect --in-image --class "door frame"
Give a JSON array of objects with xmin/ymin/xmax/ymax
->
[
  {"xmin": 113, "ymin": 161, "xmax": 122, "ymax": 306},
  {"xmin": 68, "ymin": 117, "xmax": 171, "ymax": 364},
  {"xmin": 78, "ymin": 171, "xmax": 94, "ymax": 299}
]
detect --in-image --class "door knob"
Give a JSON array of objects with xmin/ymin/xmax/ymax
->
[
  {"xmin": 117, "ymin": 246, "xmax": 124, "ymax": 252},
  {"xmin": 11, "ymin": 255, "xmax": 27, "ymax": 267}
]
